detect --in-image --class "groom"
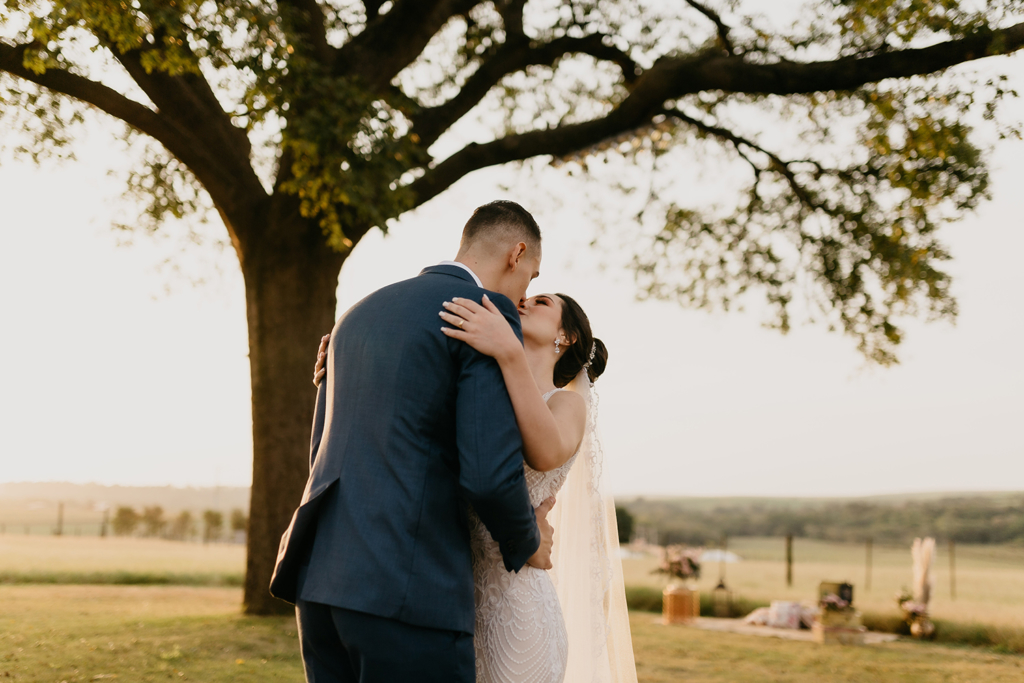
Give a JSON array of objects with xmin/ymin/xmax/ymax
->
[{"xmin": 270, "ymin": 200, "xmax": 554, "ymax": 682}]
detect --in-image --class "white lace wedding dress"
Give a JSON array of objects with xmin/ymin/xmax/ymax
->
[
  {"xmin": 469, "ymin": 388, "xmax": 575, "ymax": 683},
  {"xmin": 470, "ymin": 376, "xmax": 638, "ymax": 683}
]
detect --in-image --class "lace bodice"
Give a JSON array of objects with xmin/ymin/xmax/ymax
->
[{"xmin": 469, "ymin": 387, "xmax": 576, "ymax": 683}]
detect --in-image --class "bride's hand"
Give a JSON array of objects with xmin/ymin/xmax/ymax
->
[
  {"xmin": 312, "ymin": 334, "xmax": 329, "ymax": 387},
  {"xmin": 439, "ymin": 295, "xmax": 521, "ymax": 362}
]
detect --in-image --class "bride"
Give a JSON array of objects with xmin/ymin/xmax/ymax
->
[
  {"xmin": 439, "ymin": 292, "xmax": 637, "ymax": 683},
  {"xmin": 314, "ymin": 292, "xmax": 636, "ymax": 683}
]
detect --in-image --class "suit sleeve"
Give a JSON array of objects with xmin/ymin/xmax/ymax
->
[
  {"xmin": 454, "ymin": 293, "xmax": 541, "ymax": 572},
  {"xmin": 309, "ymin": 379, "xmax": 328, "ymax": 472}
]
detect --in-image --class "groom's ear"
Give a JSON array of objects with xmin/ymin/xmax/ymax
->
[{"xmin": 508, "ymin": 241, "xmax": 528, "ymax": 270}]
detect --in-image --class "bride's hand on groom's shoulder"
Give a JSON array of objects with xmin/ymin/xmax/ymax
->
[
  {"xmin": 312, "ymin": 334, "xmax": 329, "ymax": 387},
  {"xmin": 439, "ymin": 295, "xmax": 520, "ymax": 362}
]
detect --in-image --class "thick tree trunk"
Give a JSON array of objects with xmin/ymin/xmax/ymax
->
[{"xmin": 239, "ymin": 198, "xmax": 346, "ymax": 615}]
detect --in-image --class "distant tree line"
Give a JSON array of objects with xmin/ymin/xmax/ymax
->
[
  {"xmin": 111, "ymin": 506, "xmax": 248, "ymax": 542},
  {"xmin": 623, "ymin": 497, "xmax": 1024, "ymax": 546}
]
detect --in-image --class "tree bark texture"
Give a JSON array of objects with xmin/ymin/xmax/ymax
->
[{"xmin": 239, "ymin": 198, "xmax": 345, "ymax": 615}]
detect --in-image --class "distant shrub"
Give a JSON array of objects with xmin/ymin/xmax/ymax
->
[
  {"xmin": 112, "ymin": 507, "xmax": 139, "ymax": 536},
  {"xmin": 141, "ymin": 506, "xmax": 166, "ymax": 537},
  {"xmin": 0, "ymin": 570, "xmax": 243, "ymax": 587},
  {"xmin": 203, "ymin": 510, "xmax": 224, "ymax": 543},
  {"xmin": 624, "ymin": 585, "xmax": 768, "ymax": 618},
  {"xmin": 168, "ymin": 511, "xmax": 196, "ymax": 541}
]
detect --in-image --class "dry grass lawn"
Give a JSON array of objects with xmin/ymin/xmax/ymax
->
[
  {"xmin": 630, "ymin": 612, "xmax": 1024, "ymax": 682},
  {"xmin": 0, "ymin": 535, "xmax": 244, "ymax": 576},
  {"xmin": 2, "ymin": 585, "xmax": 1022, "ymax": 682}
]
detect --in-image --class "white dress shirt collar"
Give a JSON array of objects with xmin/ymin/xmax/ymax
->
[{"xmin": 438, "ymin": 260, "xmax": 483, "ymax": 288}]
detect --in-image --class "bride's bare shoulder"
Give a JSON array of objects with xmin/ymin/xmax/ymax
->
[{"xmin": 546, "ymin": 389, "xmax": 586, "ymax": 419}]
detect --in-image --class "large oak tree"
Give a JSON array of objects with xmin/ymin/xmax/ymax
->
[{"xmin": 1, "ymin": 0, "xmax": 1021, "ymax": 613}]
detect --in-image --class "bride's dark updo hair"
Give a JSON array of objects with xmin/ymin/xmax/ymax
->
[{"xmin": 553, "ymin": 293, "xmax": 608, "ymax": 388}]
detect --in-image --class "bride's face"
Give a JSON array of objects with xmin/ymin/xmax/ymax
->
[{"xmin": 518, "ymin": 294, "xmax": 566, "ymax": 348}]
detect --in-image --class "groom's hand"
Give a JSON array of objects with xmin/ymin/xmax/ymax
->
[
  {"xmin": 526, "ymin": 496, "xmax": 556, "ymax": 570},
  {"xmin": 312, "ymin": 335, "xmax": 330, "ymax": 387}
]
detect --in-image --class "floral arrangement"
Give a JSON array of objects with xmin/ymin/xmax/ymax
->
[
  {"xmin": 819, "ymin": 593, "xmax": 850, "ymax": 612},
  {"xmin": 651, "ymin": 545, "xmax": 702, "ymax": 581},
  {"xmin": 895, "ymin": 588, "xmax": 928, "ymax": 619}
]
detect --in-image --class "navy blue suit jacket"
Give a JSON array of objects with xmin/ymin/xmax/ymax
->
[{"xmin": 269, "ymin": 265, "xmax": 540, "ymax": 634}]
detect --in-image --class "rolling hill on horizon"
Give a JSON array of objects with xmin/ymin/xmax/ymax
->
[{"xmin": 4, "ymin": 481, "xmax": 1021, "ymax": 513}]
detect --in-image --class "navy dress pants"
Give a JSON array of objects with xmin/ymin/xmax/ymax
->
[{"xmin": 295, "ymin": 568, "xmax": 475, "ymax": 683}]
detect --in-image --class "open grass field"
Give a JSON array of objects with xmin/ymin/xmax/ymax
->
[
  {"xmin": 2, "ymin": 585, "xmax": 1022, "ymax": 682},
  {"xmin": 7, "ymin": 534, "xmax": 1024, "ymax": 628},
  {"xmin": 623, "ymin": 537, "xmax": 1024, "ymax": 629},
  {"xmin": 0, "ymin": 535, "xmax": 244, "ymax": 576}
]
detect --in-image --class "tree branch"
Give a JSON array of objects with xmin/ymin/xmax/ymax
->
[
  {"xmin": 108, "ymin": 46, "xmax": 265, "ymax": 205},
  {"xmin": 415, "ymin": 33, "xmax": 640, "ymax": 147},
  {"xmin": 496, "ymin": 0, "xmax": 527, "ymax": 37},
  {"xmin": 409, "ymin": 86, "xmax": 662, "ymax": 206},
  {"xmin": 0, "ymin": 40, "xmax": 267, "ymax": 234},
  {"xmin": 668, "ymin": 21, "xmax": 1024, "ymax": 96},
  {"xmin": 410, "ymin": 18, "xmax": 1024, "ymax": 205},
  {"xmin": 335, "ymin": 0, "xmax": 478, "ymax": 90},
  {"xmin": 0, "ymin": 41, "xmax": 183, "ymax": 156},
  {"xmin": 664, "ymin": 107, "xmax": 818, "ymax": 208},
  {"xmin": 278, "ymin": 0, "xmax": 335, "ymax": 66},
  {"xmin": 684, "ymin": 0, "xmax": 735, "ymax": 55},
  {"xmin": 363, "ymin": 0, "xmax": 386, "ymax": 20}
]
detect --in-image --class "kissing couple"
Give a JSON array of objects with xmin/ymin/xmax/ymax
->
[{"xmin": 270, "ymin": 200, "xmax": 637, "ymax": 683}]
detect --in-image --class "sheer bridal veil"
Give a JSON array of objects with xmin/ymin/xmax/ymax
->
[{"xmin": 549, "ymin": 368, "xmax": 638, "ymax": 683}]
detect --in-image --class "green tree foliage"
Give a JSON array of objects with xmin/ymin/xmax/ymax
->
[
  {"xmin": 230, "ymin": 508, "xmax": 248, "ymax": 534},
  {"xmin": 169, "ymin": 510, "xmax": 196, "ymax": 541},
  {"xmin": 111, "ymin": 506, "xmax": 138, "ymax": 537},
  {"xmin": 2, "ymin": 0, "xmax": 1021, "ymax": 613},
  {"xmin": 202, "ymin": 509, "xmax": 223, "ymax": 543},
  {"xmin": 615, "ymin": 504, "xmax": 635, "ymax": 543},
  {"xmin": 141, "ymin": 505, "xmax": 166, "ymax": 537},
  {"xmin": 625, "ymin": 495, "xmax": 1024, "ymax": 546}
]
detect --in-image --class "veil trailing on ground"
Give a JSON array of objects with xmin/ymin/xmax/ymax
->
[{"xmin": 549, "ymin": 368, "xmax": 638, "ymax": 683}]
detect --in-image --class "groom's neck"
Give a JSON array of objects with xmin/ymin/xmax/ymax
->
[{"xmin": 454, "ymin": 254, "xmax": 501, "ymax": 292}]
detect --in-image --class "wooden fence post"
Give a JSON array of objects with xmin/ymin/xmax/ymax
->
[
  {"xmin": 785, "ymin": 535, "xmax": 793, "ymax": 587},
  {"xmin": 866, "ymin": 538, "xmax": 873, "ymax": 591},
  {"xmin": 949, "ymin": 540, "xmax": 956, "ymax": 600},
  {"xmin": 54, "ymin": 502, "xmax": 64, "ymax": 536}
]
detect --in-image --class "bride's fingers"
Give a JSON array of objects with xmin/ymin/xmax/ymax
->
[
  {"xmin": 440, "ymin": 325, "xmax": 468, "ymax": 340},
  {"xmin": 438, "ymin": 310, "xmax": 470, "ymax": 328},
  {"xmin": 481, "ymin": 294, "xmax": 501, "ymax": 314},
  {"xmin": 450, "ymin": 297, "xmax": 487, "ymax": 315},
  {"xmin": 442, "ymin": 300, "xmax": 474, "ymax": 320}
]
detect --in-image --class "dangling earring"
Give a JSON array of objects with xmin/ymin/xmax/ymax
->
[{"xmin": 554, "ymin": 339, "xmax": 561, "ymax": 355}]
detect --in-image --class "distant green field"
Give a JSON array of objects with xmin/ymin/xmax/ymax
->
[
  {"xmin": 621, "ymin": 491, "xmax": 1024, "ymax": 509},
  {"xmin": 624, "ymin": 537, "xmax": 1024, "ymax": 629}
]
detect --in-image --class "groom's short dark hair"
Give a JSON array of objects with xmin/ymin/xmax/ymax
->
[{"xmin": 462, "ymin": 200, "xmax": 541, "ymax": 248}]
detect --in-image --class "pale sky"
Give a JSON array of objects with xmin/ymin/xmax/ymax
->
[{"xmin": 1, "ymin": 16, "xmax": 1022, "ymax": 497}]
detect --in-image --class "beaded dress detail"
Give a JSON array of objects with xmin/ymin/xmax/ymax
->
[{"xmin": 469, "ymin": 388, "xmax": 576, "ymax": 683}]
